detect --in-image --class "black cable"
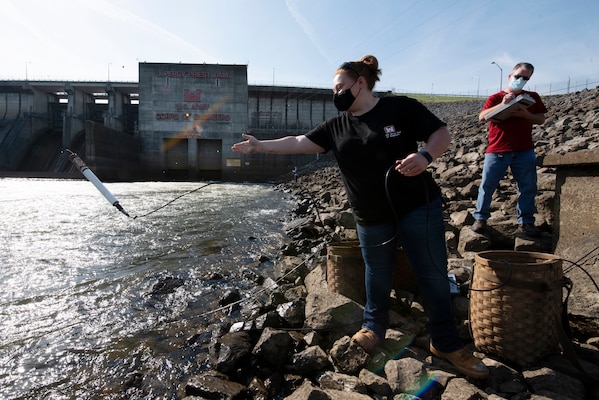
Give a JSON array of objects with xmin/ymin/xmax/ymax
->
[
  {"xmin": 468, "ymin": 260, "xmax": 515, "ymax": 293},
  {"xmin": 131, "ymin": 182, "xmax": 216, "ymax": 219},
  {"xmin": 355, "ymin": 164, "xmax": 399, "ymax": 249},
  {"xmin": 562, "ymin": 256, "xmax": 599, "ymax": 293},
  {"xmin": 291, "ymin": 186, "xmax": 336, "ymax": 245},
  {"xmin": 564, "ymin": 243, "xmax": 599, "ymax": 275},
  {"xmin": 198, "ymin": 241, "xmax": 326, "ymax": 318}
]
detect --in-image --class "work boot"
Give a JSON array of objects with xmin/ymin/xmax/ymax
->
[
  {"xmin": 518, "ymin": 223, "xmax": 541, "ymax": 237},
  {"xmin": 471, "ymin": 219, "xmax": 487, "ymax": 233},
  {"xmin": 430, "ymin": 343, "xmax": 490, "ymax": 379},
  {"xmin": 351, "ymin": 328, "xmax": 381, "ymax": 353}
]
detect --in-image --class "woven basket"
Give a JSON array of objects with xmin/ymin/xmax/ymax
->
[
  {"xmin": 470, "ymin": 250, "xmax": 564, "ymax": 365},
  {"xmin": 326, "ymin": 241, "xmax": 418, "ymax": 304}
]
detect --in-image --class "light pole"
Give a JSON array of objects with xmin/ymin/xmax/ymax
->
[
  {"xmin": 107, "ymin": 62, "xmax": 112, "ymax": 82},
  {"xmin": 25, "ymin": 61, "xmax": 32, "ymax": 81},
  {"xmin": 491, "ymin": 61, "xmax": 503, "ymax": 91}
]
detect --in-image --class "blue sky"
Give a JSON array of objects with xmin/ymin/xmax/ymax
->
[{"xmin": 2, "ymin": 0, "xmax": 598, "ymax": 96}]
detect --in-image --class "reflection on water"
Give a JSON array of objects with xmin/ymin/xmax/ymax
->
[{"xmin": 0, "ymin": 178, "xmax": 294, "ymax": 399}]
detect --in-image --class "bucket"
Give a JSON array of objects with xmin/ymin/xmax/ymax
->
[
  {"xmin": 470, "ymin": 250, "xmax": 564, "ymax": 365},
  {"xmin": 326, "ymin": 241, "xmax": 418, "ymax": 304}
]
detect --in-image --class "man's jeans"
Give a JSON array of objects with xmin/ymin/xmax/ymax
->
[
  {"xmin": 356, "ymin": 197, "xmax": 463, "ymax": 352},
  {"xmin": 474, "ymin": 150, "xmax": 537, "ymax": 224}
]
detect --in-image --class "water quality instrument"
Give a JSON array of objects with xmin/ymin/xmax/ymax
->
[{"xmin": 66, "ymin": 149, "xmax": 131, "ymax": 217}]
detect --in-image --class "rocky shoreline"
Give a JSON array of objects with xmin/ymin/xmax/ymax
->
[{"xmin": 176, "ymin": 88, "xmax": 599, "ymax": 399}]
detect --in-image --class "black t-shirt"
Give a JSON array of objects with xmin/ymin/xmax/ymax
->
[{"xmin": 305, "ymin": 96, "xmax": 445, "ymax": 224}]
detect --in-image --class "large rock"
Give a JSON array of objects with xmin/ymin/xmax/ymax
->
[
  {"xmin": 252, "ymin": 327, "xmax": 295, "ymax": 369},
  {"xmin": 184, "ymin": 370, "xmax": 247, "ymax": 399},
  {"xmin": 303, "ymin": 291, "xmax": 363, "ymax": 336},
  {"xmin": 556, "ymin": 232, "xmax": 599, "ymax": 339},
  {"xmin": 210, "ymin": 331, "xmax": 253, "ymax": 374}
]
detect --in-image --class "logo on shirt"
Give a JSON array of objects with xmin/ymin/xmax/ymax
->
[{"xmin": 384, "ymin": 125, "xmax": 401, "ymax": 138}]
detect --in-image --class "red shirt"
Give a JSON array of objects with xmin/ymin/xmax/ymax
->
[{"xmin": 482, "ymin": 90, "xmax": 547, "ymax": 153}]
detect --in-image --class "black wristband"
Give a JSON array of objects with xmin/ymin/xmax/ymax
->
[{"xmin": 418, "ymin": 150, "xmax": 433, "ymax": 164}]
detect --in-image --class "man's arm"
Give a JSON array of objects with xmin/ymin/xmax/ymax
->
[
  {"xmin": 510, "ymin": 109, "xmax": 546, "ymax": 125},
  {"xmin": 479, "ymin": 104, "xmax": 503, "ymax": 121}
]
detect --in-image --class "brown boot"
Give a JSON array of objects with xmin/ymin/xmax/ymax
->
[
  {"xmin": 351, "ymin": 328, "xmax": 381, "ymax": 353},
  {"xmin": 518, "ymin": 223, "xmax": 541, "ymax": 237},
  {"xmin": 471, "ymin": 219, "xmax": 487, "ymax": 233},
  {"xmin": 430, "ymin": 343, "xmax": 489, "ymax": 379}
]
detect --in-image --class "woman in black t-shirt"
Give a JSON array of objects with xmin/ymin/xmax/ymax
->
[{"xmin": 232, "ymin": 55, "xmax": 489, "ymax": 380}]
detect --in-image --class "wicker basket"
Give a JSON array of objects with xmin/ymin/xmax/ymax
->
[
  {"xmin": 470, "ymin": 250, "xmax": 564, "ymax": 365},
  {"xmin": 326, "ymin": 241, "xmax": 418, "ymax": 304}
]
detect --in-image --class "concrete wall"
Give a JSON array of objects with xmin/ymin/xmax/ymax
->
[
  {"xmin": 64, "ymin": 83, "xmax": 87, "ymax": 148},
  {"xmin": 85, "ymin": 121, "xmax": 141, "ymax": 181},
  {"xmin": 1, "ymin": 81, "xmax": 139, "ymax": 173},
  {"xmin": 543, "ymin": 150, "xmax": 599, "ymax": 254}
]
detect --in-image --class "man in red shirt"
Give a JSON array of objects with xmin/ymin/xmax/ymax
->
[{"xmin": 472, "ymin": 62, "xmax": 548, "ymax": 237}]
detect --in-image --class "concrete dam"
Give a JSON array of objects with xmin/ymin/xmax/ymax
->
[{"xmin": 0, "ymin": 62, "xmax": 341, "ymax": 182}]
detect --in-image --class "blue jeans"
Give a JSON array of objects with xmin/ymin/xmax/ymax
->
[
  {"xmin": 474, "ymin": 150, "xmax": 537, "ymax": 224},
  {"xmin": 356, "ymin": 197, "xmax": 463, "ymax": 353}
]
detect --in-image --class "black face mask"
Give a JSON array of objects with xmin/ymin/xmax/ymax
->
[{"xmin": 333, "ymin": 81, "xmax": 358, "ymax": 111}]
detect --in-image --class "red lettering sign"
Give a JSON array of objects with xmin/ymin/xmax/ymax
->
[
  {"xmin": 156, "ymin": 70, "xmax": 231, "ymax": 79},
  {"xmin": 187, "ymin": 71, "xmax": 210, "ymax": 78},
  {"xmin": 156, "ymin": 113, "xmax": 179, "ymax": 120},
  {"xmin": 184, "ymin": 89, "xmax": 201, "ymax": 102},
  {"xmin": 194, "ymin": 113, "xmax": 230, "ymax": 121}
]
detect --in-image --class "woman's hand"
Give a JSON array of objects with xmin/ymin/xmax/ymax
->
[
  {"xmin": 395, "ymin": 152, "xmax": 429, "ymax": 176},
  {"xmin": 231, "ymin": 134, "xmax": 260, "ymax": 154}
]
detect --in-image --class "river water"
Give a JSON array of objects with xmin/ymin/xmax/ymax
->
[{"xmin": 0, "ymin": 178, "xmax": 295, "ymax": 399}]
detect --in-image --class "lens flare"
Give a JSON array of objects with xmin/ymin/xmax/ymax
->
[{"xmin": 161, "ymin": 95, "xmax": 231, "ymax": 152}]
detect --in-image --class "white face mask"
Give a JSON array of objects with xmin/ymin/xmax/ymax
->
[{"xmin": 509, "ymin": 76, "xmax": 527, "ymax": 91}]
